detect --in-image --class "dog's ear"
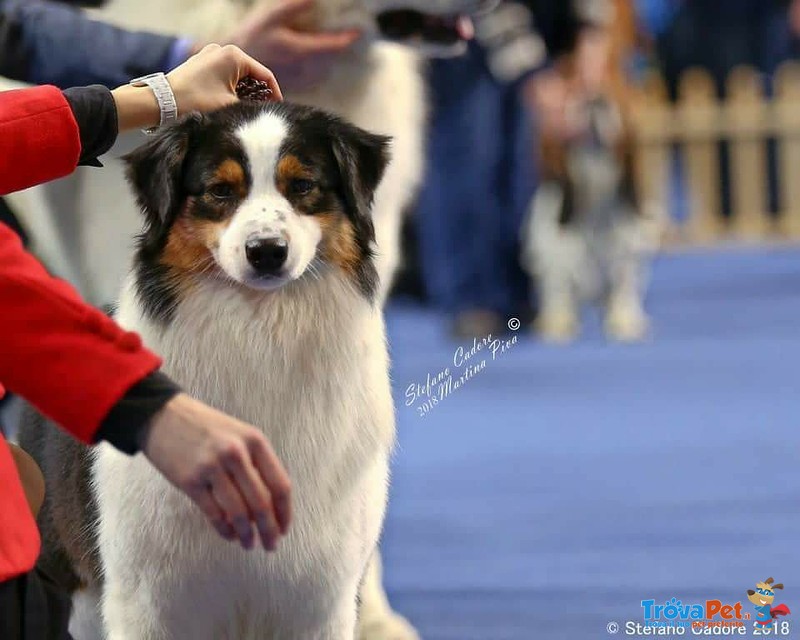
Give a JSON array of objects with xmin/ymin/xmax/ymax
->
[
  {"xmin": 773, "ymin": 584, "xmax": 784, "ymax": 591},
  {"xmin": 330, "ymin": 121, "xmax": 392, "ymax": 243},
  {"xmin": 123, "ymin": 113, "xmax": 204, "ymax": 232}
]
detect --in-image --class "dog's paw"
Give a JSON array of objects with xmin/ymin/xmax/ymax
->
[
  {"xmin": 535, "ymin": 309, "xmax": 579, "ymax": 343},
  {"xmin": 605, "ymin": 306, "xmax": 649, "ymax": 342},
  {"xmin": 358, "ymin": 612, "xmax": 421, "ymax": 640}
]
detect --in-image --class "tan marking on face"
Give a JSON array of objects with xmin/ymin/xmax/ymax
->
[
  {"xmin": 211, "ymin": 159, "xmax": 248, "ymax": 199},
  {"xmin": 317, "ymin": 211, "xmax": 361, "ymax": 277},
  {"xmin": 276, "ymin": 155, "xmax": 315, "ymax": 197},
  {"xmin": 159, "ymin": 205, "xmax": 233, "ymax": 292}
]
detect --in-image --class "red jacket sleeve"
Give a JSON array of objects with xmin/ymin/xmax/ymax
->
[
  {"xmin": 0, "ymin": 85, "xmax": 81, "ymax": 195},
  {"xmin": 0, "ymin": 225, "xmax": 162, "ymax": 443}
]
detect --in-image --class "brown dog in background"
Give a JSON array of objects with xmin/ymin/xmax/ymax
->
[{"xmin": 523, "ymin": 1, "xmax": 662, "ymax": 342}]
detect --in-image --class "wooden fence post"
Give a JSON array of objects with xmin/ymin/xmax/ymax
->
[
  {"xmin": 631, "ymin": 72, "xmax": 672, "ymax": 238},
  {"xmin": 677, "ymin": 68, "xmax": 723, "ymax": 244},
  {"xmin": 775, "ymin": 61, "xmax": 800, "ymax": 239},
  {"xmin": 726, "ymin": 66, "xmax": 770, "ymax": 240}
]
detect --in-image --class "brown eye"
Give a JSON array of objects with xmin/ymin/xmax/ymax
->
[
  {"xmin": 208, "ymin": 183, "xmax": 235, "ymax": 200},
  {"xmin": 290, "ymin": 178, "xmax": 314, "ymax": 196}
]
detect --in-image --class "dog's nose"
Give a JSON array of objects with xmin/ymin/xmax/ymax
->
[{"xmin": 245, "ymin": 237, "xmax": 288, "ymax": 275}]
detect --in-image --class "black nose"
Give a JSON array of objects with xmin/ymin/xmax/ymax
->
[{"xmin": 245, "ymin": 237, "xmax": 288, "ymax": 275}]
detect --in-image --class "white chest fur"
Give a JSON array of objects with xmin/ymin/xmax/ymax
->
[{"xmin": 90, "ymin": 272, "xmax": 396, "ymax": 639}]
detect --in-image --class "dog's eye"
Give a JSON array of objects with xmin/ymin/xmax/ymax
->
[
  {"xmin": 208, "ymin": 183, "xmax": 236, "ymax": 200},
  {"xmin": 289, "ymin": 178, "xmax": 314, "ymax": 196}
]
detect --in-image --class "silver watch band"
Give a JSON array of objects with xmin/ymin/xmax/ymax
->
[{"xmin": 129, "ymin": 72, "xmax": 178, "ymax": 134}]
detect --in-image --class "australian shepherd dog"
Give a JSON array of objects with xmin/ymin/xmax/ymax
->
[
  {"xmin": 21, "ymin": 102, "xmax": 397, "ymax": 640},
  {"xmin": 522, "ymin": 26, "xmax": 662, "ymax": 343}
]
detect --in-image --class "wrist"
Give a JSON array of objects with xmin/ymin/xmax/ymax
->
[
  {"xmin": 139, "ymin": 392, "xmax": 195, "ymax": 453},
  {"xmin": 111, "ymin": 85, "xmax": 160, "ymax": 132}
]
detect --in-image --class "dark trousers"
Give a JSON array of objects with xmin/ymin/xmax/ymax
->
[
  {"xmin": 415, "ymin": 44, "xmax": 535, "ymax": 317},
  {"xmin": 0, "ymin": 569, "xmax": 73, "ymax": 640}
]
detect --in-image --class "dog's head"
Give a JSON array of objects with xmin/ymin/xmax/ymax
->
[{"xmin": 124, "ymin": 102, "xmax": 390, "ymax": 321}]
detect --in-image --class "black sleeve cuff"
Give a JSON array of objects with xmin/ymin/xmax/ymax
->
[
  {"xmin": 62, "ymin": 85, "xmax": 119, "ymax": 167},
  {"xmin": 94, "ymin": 370, "xmax": 181, "ymax": 455}
]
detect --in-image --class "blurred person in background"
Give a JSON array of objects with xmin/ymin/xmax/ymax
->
[
  {"xmin": 638, "ymin": 0, "xmax": 800, "ymax": 98},
  {"xmin": 637, "ymin": 0, "xmax": 800, "ymax": 218},
  {"xmin": 413, "ymin": 0, "xmax": 613, "ymax": 339}
]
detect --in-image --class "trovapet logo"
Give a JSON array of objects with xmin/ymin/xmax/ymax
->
[
  {"xmin": 610, "ymin": 578, "xmax": 792, "ymax": 636},
  {"xmin": 641, "ymin": 598, "xmax": 749, "ymax": 628}
]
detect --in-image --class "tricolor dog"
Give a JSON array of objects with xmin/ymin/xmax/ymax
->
[
  {"xmin": 522, "ymin": 40, "xmax": 662, "ymax": 343},
  {"xmin": 21, "ymin": 102, "xmax": 396, "ymax": 640},
  {"xmin": 31, "ymin": 2, "xmax": 496, "ymax": 637}
]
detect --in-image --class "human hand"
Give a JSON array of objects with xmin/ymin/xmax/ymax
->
[
  {"xmin": 139, "ymin": 393, "xmax": 292, "ymax": 551},
  {"xmin": 523, "ymin": 69, "xmax": 580, "ymax": 141},
  {"xmin": 224, "ymin": 0, "xmax": 362, "ymax": 92},
  {"xmin": 167, "ymin": 43, "xmax": 283, "ymax": 112},
  {"xmin": 112, "ymin": 44, "xmax": 282, "ymax": 131}
]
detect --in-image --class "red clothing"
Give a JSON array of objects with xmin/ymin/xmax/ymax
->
[{"xmin": 0, "ymin": 86, "xmax": 162, "ymax": 581}]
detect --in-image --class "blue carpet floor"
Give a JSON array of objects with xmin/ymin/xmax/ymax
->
[{"xmin": 381, "ymin": 246, "xmax": 800, "ymax": 640}]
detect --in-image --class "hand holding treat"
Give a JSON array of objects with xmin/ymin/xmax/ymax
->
[
  {"xmin": 236, "ymin": 77, "xmax": 274, "ymax": 102},
  {"xmin": 113, "ymin": 44, "xmax": 282, "ymax": 131}
]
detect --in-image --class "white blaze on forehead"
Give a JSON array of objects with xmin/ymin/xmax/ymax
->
[
  {"xmin": 219, "ymin": 110, "xmax": 322, "ymax": 286},
  {"xmin": 235, "ymin": 112, "xmax": 290, "ymax": 193}
]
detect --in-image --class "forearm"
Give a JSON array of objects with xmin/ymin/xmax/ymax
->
[
  {"xmin": 474, "ymin": 2, "xmax": 548, "ymax": 85},
  {"xmin": 95, "ymin": 370, "xmax": 182, "ymax": 454},
  {"xmin": 475, "ymin": 0, "xmax": 612, "ymax": 86},
  {"xmin": 0, "ymin": 0, "xmax": 178, "ymax": 87},
  {"xmin": 0, "ymin": 86, "xmax": 80, "ymax": 194},
  {"xmin": 0, "ymin": 225, "xmax": 167, "ymax": 444}
]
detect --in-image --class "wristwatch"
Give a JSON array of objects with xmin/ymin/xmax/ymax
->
[{"xmin": 129, "ymin": 72, "xmax": 178, "ymax": 134}]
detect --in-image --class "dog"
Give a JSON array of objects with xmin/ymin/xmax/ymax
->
[
  {"xmin": 21, "ymin": 3, "xmax": 494, "ymax": 637},
  {"xmin": 65, "ymin": 2, "xmax": 491, "ymax": 638},
  {"xmin": 20, "ymin": 101, "xmax": 397, "ymax": 640},
  {"xmin": 522, "ymin": 35, "xmax": 662, "ymax": 343}
]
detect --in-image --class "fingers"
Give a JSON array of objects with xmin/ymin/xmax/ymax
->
[
  {"xmin": 226, "ymin": 45, "xmax": 284, "ymax": 101},
  {"xmin": 263, "ymin": 0, "xmax": 316, "ymax": 25},
  {"xmin": 223, "ymin": 445, "xmax": 282, "ymax": 550},
  {"xmin": 209, "ymin": 468, "xmax": 257, "ymax": 549},
  {"xmin": 189, "ymin": 483, "xmax": 237, "ymax": 541},
  {"xmin": 249, "ymin": 437, "xmax": 293, "ymax": 536},
  {"xmin": 283, "ymin": 28, "xmax": 362, "ymax": 56}
]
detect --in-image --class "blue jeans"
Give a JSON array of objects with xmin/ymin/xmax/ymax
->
[{"xmin": 415, "ymin": 45, "xmax": 535, "ymax": 317}]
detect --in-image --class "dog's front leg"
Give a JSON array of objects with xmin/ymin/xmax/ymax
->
[
  {"xmin": 357, "ymin": 554, "xmax": 420, "ymax": 640},
  {"xmin": 536, "ymin": 261, "xmax": 580, "ymax": 343},
  {"xmin": 101, "ymin": 582, "xmax": 167, "ymax": 640},
  {"xmin": 605, "ymin": 233, "xmax": 650, "ymax": 342}
]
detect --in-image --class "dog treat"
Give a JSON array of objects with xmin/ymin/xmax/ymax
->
[{"xmin": 236, "ymin": 77, "xmax": 273, "ymax": 102}]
